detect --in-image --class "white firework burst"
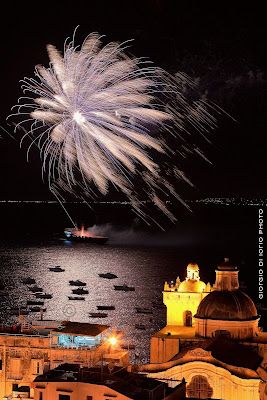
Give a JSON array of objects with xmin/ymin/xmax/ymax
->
[{"xmin": 10, "ymin": 31, "xmax": 219, "ymax": 226}]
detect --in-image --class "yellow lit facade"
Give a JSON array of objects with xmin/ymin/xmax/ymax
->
[
  {"xmin": 163, "ymin": 263, "xmax": 210, "ymax": 327},
  {"xmin": 145, "ymin": 259, "xmax": 267, "ymax": 399}
]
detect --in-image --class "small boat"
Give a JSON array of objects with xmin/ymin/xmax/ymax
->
[
  {"xmin": 69, "ymin": 280, "xmax": 86, "ymax": 286},
  {"xmin": 114, "ymin": 284, "xmax": 135, "ymax": 291},
  {"xmin": 99, "ymin": 272, "xmax": 118, "ymax": 279},
  {"xmin": 29, "ymin": 307, "xmax": 47, "ymax": 312},
  {"xmin": 49, "ymin": 266, "xmax": 65, "ymax": 272},
  {"xmin": 135, "ymin": 324, "xmax": 146, "ymax": 330},
  {"xmin": 96, "ymin": 305, "xmax": 115, "ymax": 310},
  {"xmin": 35, "ymin": 293, "xmax": 52, "ymax": 299},
  {"xmin": 136, "ymin": 307, "xmax": 152, "ymax": 314},
  {"xmin": 89, "ymin": 312, "xmax": 108, "ymax": 318},
  {"xmin": 68, "ymin": 296, "xmax": 85, "ymax": 301},
  {"xmin": 72, "ymin": 288, "xmax": 89, "ymax": 295},
  {"xmin": 28, "ymin": 286, "xmax": 43, "ymax": 292},
  {"xmin": 27, "ymin": 300, "xmax": 44, "ymax": 305},
  {"xmin": 22, "ymin": 277, "xmax": 36, "ymax": 284}
]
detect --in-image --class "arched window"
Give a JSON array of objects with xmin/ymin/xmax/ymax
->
[
  {"xmin": 187, "ymin": 375, "xmax": 213, "ymax": 399},
  {"xmin": 184, "ymin": 310, "xmax": 192, "ymax": 327}
]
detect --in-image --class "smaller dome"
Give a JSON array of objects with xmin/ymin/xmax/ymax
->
[
  {"xmin": 178, "ymin": 280, "xmax": 206, "ymax": 293},
  {"xmin": 187, "ymin": 263, "xmax": 199, "ymax": 271}
]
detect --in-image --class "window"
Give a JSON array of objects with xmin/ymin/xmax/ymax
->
[
  {"xmin": 0, "ymin": 359, "xmax": 2, "ymax": 370},
  {"xmin": 32, "ymin": 359, "xmax": 43, "ymax": 375},
  {"xmin": 187, "ymin": 375, "xmax": 213, "ymax": 399},
  {"xmin": 59, "ymin": 395, "xmax": 70, "ymax": 400},
  {"xmin": 9, "ymin": 358, "xmax": 21, "ymax": 379},
  {"xmin": 39, "ymin": 392, "xmax": 43, "ymax": 400},
  {"xmin": 87, "ymin": 397, "xmax": 93, "ymax": 400},
  {"xmin": 12, "ymin": 383, "xmax": 19, "ymax": 391}
]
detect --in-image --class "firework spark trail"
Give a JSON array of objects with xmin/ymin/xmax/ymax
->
[{"xmin": 9, "ymin": 31, "xmax": 219, "ymax": 225}]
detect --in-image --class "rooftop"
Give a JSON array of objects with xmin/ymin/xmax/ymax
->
[
  {"xmin": 152, "ymin": 325, "xmax": 196, "ymax": 339},
  {"xmin": 52, "ymin": 321, "xmax": 110, "ymax": 336},
  {"xmin": 172, "ymin": 335, "xmax": 262, "ymax": 371},
  {"xmin": 34, "ymin": 363, "xmax": 184, "ymax": 399}
]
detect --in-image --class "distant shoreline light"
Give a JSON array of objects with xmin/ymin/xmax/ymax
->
[{"xmin": 0, "ymin": 198, "xmax": 266, "ymax": 206}]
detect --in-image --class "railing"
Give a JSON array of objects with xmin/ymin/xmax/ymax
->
[{"xmin": 0, "ymin": 332, "xmax": 46, "ymax": 337}]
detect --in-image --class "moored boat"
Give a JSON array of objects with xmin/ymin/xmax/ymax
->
[
  {"xmin": 69, "ymin": 280, "xmax": 86, "ymax": 286},
  {"xmin": 27, "ymin": 300, "xmax": 44, "ymax": 305},
  {"xmin": 96, "ymin": 305, "xmax": 115, "ymax": 310},
  {"xmin": 99, "ymin": 272, "xmax": 118, "ymax": 279},
  {"xmin": 49, "ymin": 266, "xmax": 65, "ymax": 272},
  {"xmin": 89, "ymin": 312, "xmax": 108, "ymax": 318},
  {"xmin": 28, "ymin": 286, "xmax": 43, "ymax": 292},
  {"xmin": 72, "ymin": 288, "xmax": 89, "ymax": 295},
  {"xmin": 35, "ymin": 293, "xmax": 52, "ymax": 299},
  {"xmin": 68, "ymin": 296, "xmax": 85, "ymax": 301},
  {"xmin": 114, "ymin": 284, "xmax": 135, "ymax": 291}
]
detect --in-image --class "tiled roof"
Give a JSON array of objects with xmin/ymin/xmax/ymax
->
[{"xmin": 52, "ymin": 321, "xmax": 110, "ymax": 336}]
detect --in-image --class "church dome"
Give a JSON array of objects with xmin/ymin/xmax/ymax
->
[
  {"xmin": 195, "ymin": 290, "xmax": 258, "ymax": 321},
  {"xmin": 187, "ymin": 263, "xmax": 199, "ymax": 271},
  {"xmin": 178, "ymin": 280, "xmax": 206, "ymax": 293}
]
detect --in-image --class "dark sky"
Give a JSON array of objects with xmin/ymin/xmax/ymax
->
[{"xmin": 0, "ymin": 1, "xmax": 266, "ymax": 200}]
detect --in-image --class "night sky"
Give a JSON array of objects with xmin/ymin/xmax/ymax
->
[{"xmin": 0, "ymin": 1, "xmax": 265, "ymax": 201}]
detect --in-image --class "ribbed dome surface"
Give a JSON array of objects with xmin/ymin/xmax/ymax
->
[{"xmin": 195, "ymin": 290, "xmax": 258, "ymax": 320}]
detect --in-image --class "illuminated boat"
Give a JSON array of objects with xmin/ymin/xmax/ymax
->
[
  {"xmin": 99, "ymin": 272, "xmax": 117, "ymax": 279},
  {"xmin": 64, "ymin": 227, "xmax": 108, "ymax": 244},
  {"xmin": 114, "ymin": 284, "xmax": 135, "ymax": 291}
]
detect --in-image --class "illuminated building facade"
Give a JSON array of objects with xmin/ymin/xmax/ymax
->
[
  {"xmin": 0, "ymin": 320, "xmax": 128, "ymax": 399},
  {"xmin": 137, "ymin": 259, "xmax": 267, "ymax": 399},
  {"xmin": 151, "ymin": 263, "xmax": 210, "ymax": 364}
]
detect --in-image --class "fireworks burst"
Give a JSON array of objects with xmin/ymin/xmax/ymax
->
[{"xmin": 10, "ymin": 31, "xmax": 219, "ymax": 226}]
